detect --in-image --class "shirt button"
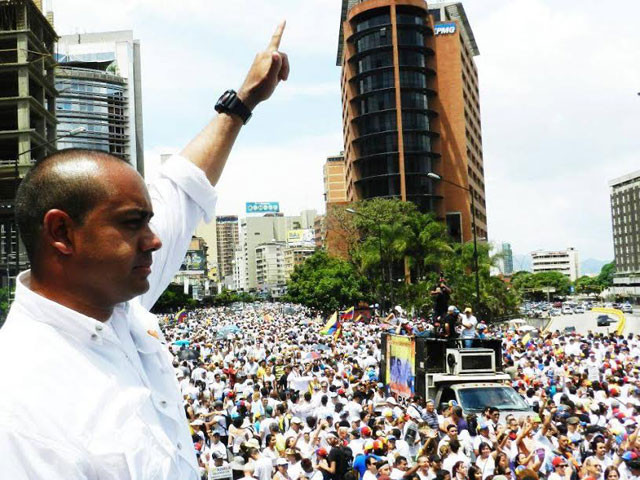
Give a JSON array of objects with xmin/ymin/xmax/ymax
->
[
  {"xmin": 95, "ymin": 324, "xmax": 104, "ymax": 332},
  {"xmin": 177, "ymin": 442, "xmax": 182, "ymax": 450},
  {"xmin": 160, "ymin": 400, "xmax": 167, "ymax": 408},
  {"xmin": 90, "ymin": 333, "xmax": 98, "ymax": 341}
]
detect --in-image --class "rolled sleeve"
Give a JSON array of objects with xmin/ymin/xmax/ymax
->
[
  {"xmin": 158, "ymin": 155, "xmax": 218, "ymax": 223},
  {"xmin": 138, "ymin": 155, "xmax": 217, "ymax": 309}
]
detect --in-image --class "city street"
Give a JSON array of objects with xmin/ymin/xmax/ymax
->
[{"xmin": 544, "ymin": 309, "xmax": 640, "ymax": 336}]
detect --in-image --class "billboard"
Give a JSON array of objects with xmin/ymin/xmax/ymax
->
[
  {"xmin": 287, "ymin": 229, "xmax": 315, "ymax": 246},
  {"xmin": 386, "ymin": 335, "xmax": 415, "ymax": 397},
  {"xmin": 246, "ymin": 202, "xmax": 280, "ymax": 214},
  {"xmin": 180, "ymin": 250, "xmax": 206, "ymax": 272},
  {"xmin": 434, "ymin": 22, "xmax": 456, "ymax": 35}
]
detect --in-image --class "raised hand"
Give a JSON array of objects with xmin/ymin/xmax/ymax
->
[{"xmin": 238, "ymin": 21, "xmax": 290, "ymax": 110}]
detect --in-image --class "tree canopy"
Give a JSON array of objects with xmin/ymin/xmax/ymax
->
[{"xmin": 285, "ymin": 249, "xmax": 368, "ymax": 315}]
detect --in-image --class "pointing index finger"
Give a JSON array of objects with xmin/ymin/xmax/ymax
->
[{"xmin": 269, "ymin": 20, "xmax": 286, "ymax": 51}]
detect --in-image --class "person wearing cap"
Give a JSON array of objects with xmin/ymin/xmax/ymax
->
[
  {"xmin": 422, "ymin": 399, "xmax": 441, "ymax": 432},
  {"xmin": 362, "ymin": 454, "xmax": 379, "ymax": 480},
  {"xmin": 460, "ymin": 308, "xmax": 478, "ymax": 347},
  {"xmin": 443, "ymin": 306, "xmax": 461, "ymax": 340},
  {"xmin": 549, "ymin": 456, "xmax": 572, "ymax": 480},
  {"xmin": 273, "ymin": 457, "xmax": 292, "ymax": 480},
  {"xmin": 285, "ymin": 416, "xmax": 304, "ymax": 441}
]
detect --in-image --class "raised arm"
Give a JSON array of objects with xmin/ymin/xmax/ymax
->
[{"xmin": 181, "ymin": 21, "xmax": 289, "ymax": 185}]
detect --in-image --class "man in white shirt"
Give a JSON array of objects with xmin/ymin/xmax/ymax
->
[{"xmin": 0, "ymin": 22, "xmax": 290, "ymax": 480}]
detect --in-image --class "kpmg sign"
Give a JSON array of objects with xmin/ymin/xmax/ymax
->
[
  {"xmin": 434, "ymin": 22, "xmax": 456, "ymax": 35},
  {"xmin": 246, "ymin": 202, "xmax": 280, "ymax": 214}
]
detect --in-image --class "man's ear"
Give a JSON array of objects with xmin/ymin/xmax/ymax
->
[{"xmin": 41, "ymin": 209, "xmax": 76, "ymax": 256}]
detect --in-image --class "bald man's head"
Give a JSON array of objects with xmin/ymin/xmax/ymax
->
[{"xmin": 15, "ymin": 149, "xmax": 130, "ymax": 264}]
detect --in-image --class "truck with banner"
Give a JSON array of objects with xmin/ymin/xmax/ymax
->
[{"xmin": 380, "ymin": 334, "xmax": 531, "ymax": 420}]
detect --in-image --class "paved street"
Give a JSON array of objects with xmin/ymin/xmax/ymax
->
[{"xmin": 544, "ymin": 310, "xmax": 640, "ymax": 336}]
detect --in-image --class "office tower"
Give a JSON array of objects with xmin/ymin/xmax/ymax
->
[
  {"xmin": 0, "ymin": 0, "xmax": 57, "ymax": 291},
  {"xmin": 336, "ymin": 0, "xmax": 487, "ymax": 242},
  {"xmin": 494, "ymin": 241, "xmax": 513, "ymax": 276},
  {"xmin": 531, "ymin": 248, "xmax": 580, "ymax": 282},
  {"xmin": 255, "ymin": 241, "xmax": 287, "ymax": 298},
  {"xmin": 216, "ymin": 216, "xmax": 239, "ymax": 286},
  {"xmin": 55, "ymin": 31, "xmax": 144, "ymax": 174},
  {"xmin": 609, "ymin": 170, "xmax": 640, "ymax": 298},
  {"xmin": 236, "ymin": 210, "xmax": 316, "ymax": 291},
  {"xmin": 324, "ymin": 153, "xmax": 347, "ymax": 203}
]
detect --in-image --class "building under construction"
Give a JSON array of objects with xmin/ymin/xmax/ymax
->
[{"xmin": 0, "ymin": 0, "xmax": 56, "ymax": 291}]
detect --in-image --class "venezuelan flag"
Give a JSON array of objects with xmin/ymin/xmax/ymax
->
[
  {"xmin": 175, "ymin": 308, "xmax": 187, "ymax": 324},
  {"xmin": 340, "ymin": 306, "xmax": 355, "ymax": 321},
  {"xmin": 333, "ymin": 323, "xmax": 343, "ymax": 340},
  {"xmin": 320, "ymin": 312, "xmax": 339, "ymax": 335}
]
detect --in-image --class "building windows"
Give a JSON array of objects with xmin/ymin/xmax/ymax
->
[
  {"xmin": 355, "ymin": 111, "xmax": 397, "ymax": 135},
  {"xmin": 399, "ymin": 70, "xmax": 427, "ymax": 88},
  {"xmin": 357, "ymin": 91, "xmax": 396, "ymax": 115},
  {"xmin": 358, "ymin": 70, "xmax": 394, "ymax": 94},
  {"xmin": 401, "ymin": 91, "xmax": 429, "ymax": 109},
  {"xmin": 357, "ymin": 51, "xmax": 393, "ymax": 74},
  {"xmin": 398, "ymin": 50, "xmax": 426, "ymax": 67},
  {"xmin": 355, "ymin": 14, "xmax": 391, "ymax": 32},
  {"xmin": 403, "ymin": 131, "xmax": 432, "ymax": 152},
  {"xmin": 402, "ymin": 111, "xmax": 430, "ymax": 130},
  {"xmin": 397, "ymin": 29, "xmax": 424, "ymax": 46},
  {"xmin": 358, "ymin": 132, "xmax": 398, "ymax": 156},
  {"xmin": 355, "ymin": 29, "xmax": 392, "ymax": 52}
]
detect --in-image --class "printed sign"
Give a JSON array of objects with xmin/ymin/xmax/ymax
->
[
  {"xmin": 386, "ymin": 335, "xmax": 416, "ymax": 397},
  {"xmin": 434, "ymin": 22, "xmax": 456, "ymax": 35},
  {"xmin": 287, "ymin": 229, "xmax": 315, "ymax": 246},
  {"xmin": 180, "ymin": 250, "xmax": 206, "ymax": 272},
  {"xmin": 208, "ymin": 465, "xmax": 232, "ymax": 480},
  {"xmin": 246, "ymin": 202, "xmax": 280, "ymax": 214}
]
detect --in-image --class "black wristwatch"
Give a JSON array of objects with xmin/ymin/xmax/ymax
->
[{"xmin": 215, "ymin": 89, "xmax": 252, "ymax": 124}]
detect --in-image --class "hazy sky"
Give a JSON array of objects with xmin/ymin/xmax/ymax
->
[{"xmin": 51, "ymin": 0, "xmax": 640, "ymax": 261}]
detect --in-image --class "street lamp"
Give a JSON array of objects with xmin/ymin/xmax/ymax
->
[
  {"xmin": 427, "ymin": 172, "xmax": 481, "ymax": 310},
  {"xmin": 346, "ymin": 207, "xmax": 387, "ymax": 314}
]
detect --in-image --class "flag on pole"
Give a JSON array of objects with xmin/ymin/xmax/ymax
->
[
  {"xmin": 340, "ymin": 307, "xmax": 355, "ymax": 321},
  {"xmin": 320, "ymin": 312, "xmax": 339, "ymax": 335},
  {"xmin": 175, "ymin": 308, "xmax": 187, "ymax": 324},
  {"xmin": 333, "ymin": 323, "xmax": 343, "ymax": 340},
  {"xmin": 354, "ymin": 314, "xmax": 362, "ymax": 322}
]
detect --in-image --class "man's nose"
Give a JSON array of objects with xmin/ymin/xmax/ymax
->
[{"xmin": 142, "ymin": 225, "xmax": 162, "ymax": 252}]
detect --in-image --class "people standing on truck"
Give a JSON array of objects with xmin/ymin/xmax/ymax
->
[
  {"xmin": 443, "ymin": 306, "xmax": 461, "ymax": 339},
  {"xmin": 460, "ymin": 308, "xmax": 478, "ymax": 347},
  {"xmin": 431, "ymin": 274, "xmax": 452, "ymax": 321}
]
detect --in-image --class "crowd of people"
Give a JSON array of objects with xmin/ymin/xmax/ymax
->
[{"xmin": 160, "ymin": 303, "xmax": 640, "ymax": 480}]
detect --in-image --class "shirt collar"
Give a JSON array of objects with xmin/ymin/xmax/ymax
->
[{"xmin": 13, "ymin": 270, "xmax": 125, "ymax": 346}]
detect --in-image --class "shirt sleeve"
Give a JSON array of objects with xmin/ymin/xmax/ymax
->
[{"xmin": 138, "ymin": 155, "xmax": 218, "ymax": 310}]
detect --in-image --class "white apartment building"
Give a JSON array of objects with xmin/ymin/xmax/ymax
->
[
  {"xmin": 255, "ymin": 242, "xmax": 287, "ymax": 298},
  {"xmin": 531, "ymin": 247, "xmax": 580, "ymax": 282},
  {"xmin": 236, "ymin": 211, "xmax": 316, "ymax": 291}
]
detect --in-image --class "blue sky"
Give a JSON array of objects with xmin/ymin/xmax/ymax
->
[{"xmin": 51, "ymin": 0, "xmax": 640, "ymax": 261}]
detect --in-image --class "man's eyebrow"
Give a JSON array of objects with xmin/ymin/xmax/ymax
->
[{"xmin": 121, "ymin": 208, "xmax": 154, "ymax": 219}]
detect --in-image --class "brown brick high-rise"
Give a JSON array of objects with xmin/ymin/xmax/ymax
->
[{"xmin": 336, "ymin": 0, "xmax": 487, "ymax": 242}]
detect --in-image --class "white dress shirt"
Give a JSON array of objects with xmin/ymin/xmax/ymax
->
[{"xmin": 0, "ymin": 155, "xmax": 217, "ymax": 479}]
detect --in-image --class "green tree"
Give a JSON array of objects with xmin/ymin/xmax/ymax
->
[
  {"xmin": 531, "ymin": 271, "xmax": 572, "ymax": 295},
  {"xmin": 285, "ymin": 250, "xmax": 368, "ymax": 315},
  {"xmin": 575, "ymin": 275, "xmax": 603, "ymax": 295},
  {"xmin": 348, "ymin": 198, "xmax": 451, "ymax": 312},
  {"xmin": 442, "ymin": 242, "xmax": 519, "ymax": 320},
  {"xmin": 151, "ymin": 284, "xmax": 197, "ymax": 313},
  {"xmin": 597, "ymin": 261, "xmax": 616, "ymax": 288}
]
